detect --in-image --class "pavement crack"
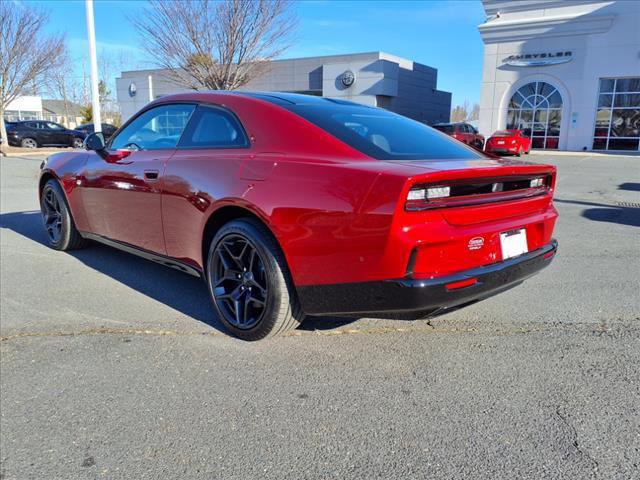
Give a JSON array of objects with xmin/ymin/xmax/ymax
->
[
  {"xmin": 1, "ymin": 320, "xmax": 635, "ymax": 343},
  {"xmin": 0, "ymin": 327, "xmax": 223, "ymax": 342},
  {"xmin": 555, "ymin": 405, "xmax": 599, "ymax": 478}
]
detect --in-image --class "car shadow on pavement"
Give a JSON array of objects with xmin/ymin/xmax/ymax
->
[
  {"xmin": 0, "ymin": 211, "xmax": 359, "ymax": 334},
  {"xmin": 554, "ymin": 198, "xmax": 640, "ymax": 228},
  {"xmin": 618, "ymin": 182, "xmax": 640, "ymax": 192}
]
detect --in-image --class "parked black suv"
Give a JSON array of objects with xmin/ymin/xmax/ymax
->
[
  {"xmin": 5, "ymin": 121, "xmax": 85, "ymax": 149},
  {"xmin": 74, "ymin": 123, "xmax": 118, "ymax": 141}
]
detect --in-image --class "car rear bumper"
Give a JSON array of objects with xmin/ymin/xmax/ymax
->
[
  {"xmin": 485, "ymin": 147, "xmax": 518, "ymax": 154},
  {"xmin": 297, "ymin": 240, "xmax": 557, "ymax": 317}
]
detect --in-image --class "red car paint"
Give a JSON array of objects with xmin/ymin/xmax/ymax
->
[
  {"xmin": 485, "ymin": 129, "xmax": 532, "ymax": 156},
  {"xmin": 40, "ymin": 92, "xmax": 557, "ymax": 316}
]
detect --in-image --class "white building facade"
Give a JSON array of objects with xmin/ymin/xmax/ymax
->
[
  {"xmin": 478, "ymin": 0, "xmax": 640, "ymax": 152},
  {"xmin": 4, "ymin": 96, "xmax": 43, "ymax": 122}
]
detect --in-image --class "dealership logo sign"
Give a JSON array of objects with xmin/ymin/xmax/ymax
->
[
  {"xmin": 341, "ymin": 70, "xmax": 356, "ymax": 88},
  {"xmin": 128, "ymin": 82, "xmax": 137, "ymax": 97},
  {"xmin": 468, "ymin": 237, "xmax": 484, "ymax": 251},
  {"xmin": 504, "ymin": 51, "xmax": 572, "ymax": 67}
]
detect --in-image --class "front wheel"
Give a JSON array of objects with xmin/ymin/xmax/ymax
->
[
  {"xmin": 21, "ymin": 137, "xmax": 38, "ymax": 149},
  {"xmin": 40, "ymin": 179, "xmax": 87, "ymax": 250},
  {"xmin": 72, "ymin": 137, "xmax": 84, "ymax": 149},
  {"xmin": 206, "ymin": 219, "xmax": 304, "ymax": 340}
]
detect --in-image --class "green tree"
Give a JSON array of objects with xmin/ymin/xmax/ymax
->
[{"xmin": 80, "ymin": 104, "xmax": 92, "ymax": 123}]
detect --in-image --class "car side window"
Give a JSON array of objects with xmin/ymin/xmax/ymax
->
[
  {"xmin": 46, "ymin": 122, "xmax": 64, "ymax": 130},
  {"xmin": 25, "ymin": 122, "xmax": 39, "ymax": 129},
  {"xmin": 110, "ymin": 103, "xmax": 196, "ymax": 151},
  {"xmin": 178, "ymin": 105, "xmax": 248, "ymax": 149}
]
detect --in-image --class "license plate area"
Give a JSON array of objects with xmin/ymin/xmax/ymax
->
[
  {"xmin": 500, "ymin": 228, "xmax": 528, "ymax": 259},
  {"xmin": 497, "ymin": 140, "xmax": 505, "ymax": 144}
]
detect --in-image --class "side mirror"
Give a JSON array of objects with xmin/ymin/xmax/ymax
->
[{"xmin": 83, "ymin": 132, "xmax": 106, "ymax": 151}]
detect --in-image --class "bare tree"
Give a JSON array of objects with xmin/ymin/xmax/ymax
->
[
  {"xmin": 450, "ymin": 100, "xmax": 480, "ymax": 123},
  {"xmin": 0, "ymin": 3, "xmax": 65, "ymax": 147},
  {"xmin": 134, "ymin": 0, "xmax": 296, "ymax": 91},
  {"xmin": 469, "ymin": 102, "xmax": 480, "ymax": 121}
]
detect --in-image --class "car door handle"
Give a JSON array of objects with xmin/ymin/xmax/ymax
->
[{"xmin": 144, "ymin": 170, "xmax": 159, "ymax": 181}]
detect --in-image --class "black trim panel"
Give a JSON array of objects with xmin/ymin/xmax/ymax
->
[
  {"xmin": 80, "ymin": 232, "xmax": 202, "ymax": 277},
  {"xmin": 297, "ymin": 240, "xmax": 558, "ymax": 318}
]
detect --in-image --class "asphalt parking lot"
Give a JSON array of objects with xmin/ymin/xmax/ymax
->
[{"xmin": 1, "ymin": 152, "xmax": 639, "ymax": 479}]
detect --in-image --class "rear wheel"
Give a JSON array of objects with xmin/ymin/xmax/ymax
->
[
  {"xmin": 40, "ymin": 179, "xmax": 87, "ymax": 250},
  {"xmin": 206, "ymin": 219, "xmax": 304, "ymax": 340},
  {"xmin": 21, "ymin": 137, "xmax": 38, "ymax": 149}
]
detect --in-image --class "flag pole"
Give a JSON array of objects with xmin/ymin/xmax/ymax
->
[{"xmin": 85, "ymin": 0, "xmax": 102, "ymax": 133}]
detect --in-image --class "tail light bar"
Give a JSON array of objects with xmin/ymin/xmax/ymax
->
[{"xmin": 406, "ymin": 174, "xmax": 552, "ymax": 211}]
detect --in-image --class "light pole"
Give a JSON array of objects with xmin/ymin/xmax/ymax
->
[{"xmin": 85, "ymin": 0, "xmax": 102, "ymax": 133}]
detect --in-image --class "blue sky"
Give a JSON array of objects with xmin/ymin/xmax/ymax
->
[{"xmin": 28, "ymin": 0, "xmax": 486, "ymax": 106}]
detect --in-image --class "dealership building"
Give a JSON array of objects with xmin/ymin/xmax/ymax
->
[
  {"xmin": 116, "ymin": 51, "xmax": 451, "ymax": 126},
  {"xmin": 478, "ymin": 0, "xmax": 640, "ymax": 152}
]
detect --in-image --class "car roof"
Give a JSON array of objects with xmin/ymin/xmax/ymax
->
[
  {"xmin": 433, "ymin": 122, "xmax": 466, "ymax": 126},
  {"xmin": 154, "ymin": 90, "xmax": 372, "ymax": 109},
  {"xmin": 238, "ymin": 91, "xmax": 369, "ymax": 107}
]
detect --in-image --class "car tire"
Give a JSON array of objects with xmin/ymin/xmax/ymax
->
[
  {"xmin": 72, "ymin": 137, "xmax": 84, "ymax": 149},
  {"xmin": 21, "ymin": 137, "xmax": 38, "ymax": 149},
  {"xmin": 40, "ymin": 179, "xmax": 87, "ymax": 251},
  {"xmin": 206, "ymin": 218, "xmax": 304, "ymax": 341}
]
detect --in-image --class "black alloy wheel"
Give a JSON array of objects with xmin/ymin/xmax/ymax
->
[
  {"xmin": 41, "ymin": 186, "xmax": 63, "ymax": 244},
  {"xmin": 206, "ymin": 219, "xmax": 304, "ymax": 340},
  {"xmin": 210, "ymin": 234, "xmax": 268, "ymax": 329},
  {"xmin": 39, "ymin": 179, "xmax": 87, "ymax": 251}
]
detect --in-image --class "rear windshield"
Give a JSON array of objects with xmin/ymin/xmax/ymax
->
[
  {"xmin": 493, "ymin": 130, "xmax": 515, "ymax": 136},
  {"xmin": 284, "ymin": 105, "xmax": 482, "ymax": 161},
  {"xmin": 433, "ymin": 124, "xmax": 455, "ymax": 134}
]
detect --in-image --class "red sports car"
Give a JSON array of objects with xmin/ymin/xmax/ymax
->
[
  {"xmin": 485, "ymin": 129, "xmax": 532, "ymax": 156},
  {"xmin": 39, "ymin": 92, "xmax": 558, "ymax": 340}
]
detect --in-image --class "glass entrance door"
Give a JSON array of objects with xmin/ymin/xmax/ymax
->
[{"xmin": 507, "ymin": 82, "xmax": 562, "ymax": 150}]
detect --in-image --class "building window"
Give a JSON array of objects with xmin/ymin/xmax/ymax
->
[
  {"xmin": 593, "ymin": 78, "xmax": 640, "ymax": 151},
  {"xmin": 3, "ymin": 110, "xmax": 40, "ymax": 121},
  {"xmin": 507, "ymin": 81, "xmax": 562, "ymax": 150}
]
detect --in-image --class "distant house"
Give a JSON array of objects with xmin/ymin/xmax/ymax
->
[
  {"xmin": 4, "ymin": 96, "xmax": 43, "ymax": 122},
  {"xmin": 42, "ymin": 99, "xmax": 85, "ymax": 128}
]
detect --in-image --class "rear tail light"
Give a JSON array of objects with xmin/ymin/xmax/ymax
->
[
  {"xmin": 405, "ymin": 175, "xmax": 552, "ymax": 211},
  {"xmin": 406, "ymin": 186, "xmax": 451, "ymax": 207},
  {"xmin": 530, "ymin": 177, "xmax": 544, "ymax": 188}
]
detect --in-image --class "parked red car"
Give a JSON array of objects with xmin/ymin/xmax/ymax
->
[
  {"xmin": 485, "ymin": 129, "xmax": 532, "ymax": 156},
  {"xmin": 432, "ymin": 122, "xmax": 485, "ymax": 150},
  {"xmin": 39, "ymin": 92, "xmax": 558, "ymax": 340}
]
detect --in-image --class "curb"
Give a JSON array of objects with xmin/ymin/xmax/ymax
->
[{"xmin": 528, "ymin": 150, "xmax": 639, "ymax": 158}]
